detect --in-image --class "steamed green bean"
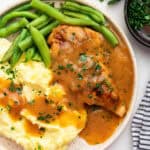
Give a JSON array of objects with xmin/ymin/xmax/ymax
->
[
  {"xmin": 29, "ymin": 26, "xmax": 51, "ymax": 67},
  {"xmin": 27, "ymin": 15, "xmax": 50, "ymax": 28},
  {"xmin": 31, "ymin": 0, "xmax": 98, "ymax": 26},
  {"xmin": 1, "ymin": 35, "xmax": 20, "ymax": 62},
  {"xmin": 63, "ymin": 10, "xmax": 95, "ymax": 22},
  {"xmin": 31, "ymin": 0, "xmax": 118, "ymax": 46},
  {"xmin": 25, "ymin": 47, "xmax": 36, "ymax": 62},
  {"xmin": 63, "ymin": 1, "xmax": 105, "ymax": 24},
  {"xmin": 14, "ymin": 3, "xmax": 32, "ymax": 11},
  {"xmin": 0, "ymin": 11, "xmax": 38, "ymax": 28},
  {"xmin": 0, "ymin": 18, "xmax": 28, "ymax": 37},
  {"xmin": 19, "ymin": 20, "xmax": 59, "ymax": 51},
  {"xmin": 36, "ymin": 18, "xmax": 52, "ymax": 29},
  {"xmin": 10, "ymin": 29, "xmax": 28, "ymax": 67}
]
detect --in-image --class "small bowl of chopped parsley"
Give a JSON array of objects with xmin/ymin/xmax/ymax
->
[{"xmin": 124, "ymin": 0, "xmax": 150, "ymax": 47}]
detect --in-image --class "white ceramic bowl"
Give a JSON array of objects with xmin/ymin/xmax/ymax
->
[{"xmin": 0, "ymin": 0, "xmax": 137, "ymax": 150}]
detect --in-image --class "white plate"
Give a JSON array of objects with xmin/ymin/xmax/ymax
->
[{"xmin": 0, "ymin": 0, "xmax": 137, "ymax": 150}]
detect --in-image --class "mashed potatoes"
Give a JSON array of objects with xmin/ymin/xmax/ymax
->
[{"xmin": 0, "ymin": 38, "xmax": 87, "ymax": 150}]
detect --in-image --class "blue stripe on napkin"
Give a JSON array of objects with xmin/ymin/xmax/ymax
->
[{"xmin": 132, "ymin": 81, "xmax": 150, "ymax": 150}]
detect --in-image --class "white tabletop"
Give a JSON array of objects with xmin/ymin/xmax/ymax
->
[{"xmin": 0, "ymin": 0, "xmax": 150, "ymax": 150}]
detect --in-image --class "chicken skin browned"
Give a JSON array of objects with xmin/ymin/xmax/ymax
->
[{"xmin": 48, "ymin": 25, "xmax": 126, "ymax": 117}]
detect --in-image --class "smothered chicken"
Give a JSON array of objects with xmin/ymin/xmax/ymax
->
[{"xmin": 48, "ymin": 25, "xmax": 126, "ymax": 117}]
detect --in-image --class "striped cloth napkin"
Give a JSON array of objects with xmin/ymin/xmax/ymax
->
[{"xmin": 132, "ymin": 81, "xmax": 150, "ymax": 150}]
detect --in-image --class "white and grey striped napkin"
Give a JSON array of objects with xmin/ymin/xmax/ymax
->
[{"xmin": 132, "ymin": 81, "xmax": 150, "ymax": 150}]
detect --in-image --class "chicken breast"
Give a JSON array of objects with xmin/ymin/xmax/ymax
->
[{"xmin": 48, "ymin": 25, "xmax": 126, "ymax": 117}]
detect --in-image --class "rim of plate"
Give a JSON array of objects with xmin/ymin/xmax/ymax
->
[{"xmin": 0, "ymin": 0, "xmax": 137, "ymax": 150}]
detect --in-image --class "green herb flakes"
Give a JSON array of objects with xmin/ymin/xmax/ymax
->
[
  {"xmin": 57, "ymin": 105, "xmax": 63, "ymax": 112},
  {"xmin": 10, "ymin": 126, "xmax": 15, "ymax": 130},
  {"xmin": 77, "ymin": 73, "xmax": 83, "ymax": 80},
  {"xmin": 58, "ymin": 65, "xmax": 65, "ymax": 70},
  {"xmin": 6, "ymin": 105, "xmax": 11, "ymax": 112},
  {"xmin": 28, "ymin": 99, "xmax": 35, "ymax": 105},
  {"xmin": 128, "ymin": 0, "xmax": 150, "ymax": 30},
  {"xmin": 80, "ymin": 53, "xmax": 87, "ymax": 62},
  {"xmin": 95, "ymin": 64, "xmax": 101, "ymax": 71}
]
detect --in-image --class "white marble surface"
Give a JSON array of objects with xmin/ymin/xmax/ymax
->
[{"xmin": 0, "ymin": 0, "xmax": 150, "ymax": 150}]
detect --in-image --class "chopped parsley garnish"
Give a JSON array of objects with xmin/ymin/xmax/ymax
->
[
  {"xmin": 39, "ymin": 127, "xmax": 46, "ymax": 132},
  {"xmin": 87, "ymin": 82, "xmax": 92, "ymax": 88},
  {"xmin": 10, "ymin": 126, "xmax": 15, "ymax": 130},
  {"xmin": 45, "ymin": 99, "xmax": 54, "ymax": 104},
  {"xmin": 6, "ymin": 105, "xmax": 11, "ymax": 112},
  {"xmin": 95, "ymin": 83, "xmax": 104, "ymax": 95},
  {"xmin": 38, "ymin": 144, "xmax": 42, "ymax": 150},
  {"xmin": 68, "ymin": 102, "xmax": 73, "ymax": 107},
  {"xmin": 57, "ymin": 105, "xmax": 63, "ymax": 112},
  {"xmin": 66, "ymin": 64, "xmax": 72, "ymax": 69},
  {"xmin": 0, "ymin": 66, "xmax": 5, "ymax": 70},
  {"xmin": 103, "ymin": 79, "xmax": 113, "ymax": 92},
  {"xmin": 77, "ymin": 73, "xmax": 83, "ymax": 80},
  {"xmin": 88, "ymin": 94, "xmax": 93, "ymax": 99},
  {"xmin": 28, "ymin": 99, "xmax": 35, "ymax": 105},
  {"xmin": 16, "ymin": 87, "xmax": 23, "ymax": 94},
  {"xmin": 78, "ymin": 116, "xmax": 81, "ymax": 119},
  {"xmin": 37, "ymin": 114, "xmax": 52, "ymax": 121},
  {"xmin": 38, "ymin": 90, "xmax": 42, "ymax": 94},
  {"xmin": 66, "ymin": 64, "xmax": 74, "ymax": 71},
  {"xmin": 77, "ymin": 84, "xmax": 81, "ymax": 88},
  {"xmin": 82, "ymin": 65, "xmax": 87, "ymax": 72},
  {"xmin": 95, "ymin": 64, "xmax": 101, "ymax": 71},
  {"xmin": 57, "ymin": 71, "xmax": 61, "ymax": 75},
  {"xmin": 128, "ymin": 0, "xmax": 150, "ymax": 30},
  {"xmin": 96, "ymin": 83, "xmax": 101, "ymax": 88},
  {"xmin": 80, "ymin": 53, "xmax": 87, "ymax": 62},
  {"xmin": 91, "ymin": 105, "xmax": 100, "ymax": 111},
  {"xmin": 3, "ymin": 92, "xmax": 7, "ymax": 96},
  {"xmin": 58, "ymin": 65, "xmax": 65, "ymax": 70},
  {"xmin": 9, "ymin": 82, "xmax": 16, "ymax": 92},
  {"xmin": 5, "ymin": 68, "xmax": 17, "ymax": 79},
  {"xmin": 71, "ymin": 32, "xmax": 76, "ymax": 41}
]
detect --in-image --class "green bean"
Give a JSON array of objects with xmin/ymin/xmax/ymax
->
[
  {"xmin": 0, "ymin": 11, "xmax": 38, "ymax": 28},
  {"xmin": 31, "ymin": 0, "xmax": 118, "ymax": 46},
  {"xmin": 27, "ymin": 15, "xmax": 48, "ymax": 28},
  {"xmin": 94, "ymin": 25, "xmax": 119, "ymax": 47},
  {"xmin": 0, "ymin": 18, "xmax": 29, "ymax": 37},
  {"xmin": 10, "ymin": 50, "xmax": 22, "ymax": 67},
  {"xmin": 63, "ymin": 11, "xmax": 118, "ymax": 47},
  {"xmin": 40, "ymin": 20, "xmax": 59, "ymax": 35},
  {"xmin": 63, "ymin": 1, "xmax": 105, "ymax": 24},
  {"xmin": 27, "ymin": 15, "xmax": 53, "ymax": 29},
  {"xmin": 19, "ymin": 20, "xmax": 59, "ymax": 51},
  {"xmin": 25, "ymin": 47, "xmax": 36, "ymax": 62},
  {"xmin": 10, "ymin": 29, "xmax": 28, "ymax": 67},
  {"xmin": 1, "ymin": 35, "xmax": 20, "ymax": 62},
  {"xmin": 14, "ymin": 3, "xmax": 32, "ymax": 11},
  {"xmin": 36, "ymin": 18, "xmax": 52, "ymax": 29},
  {"xmin": 31, "ymin": 0, "xmax": 98, "ymax": 26},
  {"xmin": 32, "ymin": 52, "xmax": 42, "ymax": 62},
  {"xmin": 63, "ymin": 10, "xmax": 94, "ymax": 22},
  {"xmin": 0, "ymin": 3, "xmax": 32, "ymax": 25},
  {"xmin": 29, "ymin": 26, "xmax": 51, "ymax": 67}
]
